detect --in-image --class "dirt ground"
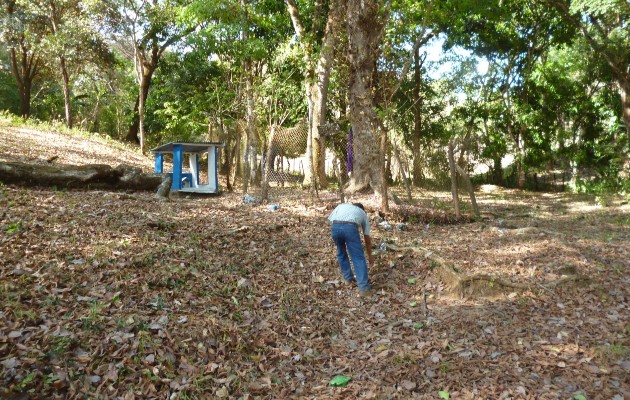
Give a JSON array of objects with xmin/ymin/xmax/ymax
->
[{"xmin": 1, "ymin": 124, "xmax": 629, "ymax": 399}]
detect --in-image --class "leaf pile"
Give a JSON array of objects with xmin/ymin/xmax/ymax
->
[
  {"xmin": 0, "ymin": 127, "xmax": 628, "ymax": 399},
  {"xmin": 0, "ymin": 185, "xmax": 628, "ymax": 399}
]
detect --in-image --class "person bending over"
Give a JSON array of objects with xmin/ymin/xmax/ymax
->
[{"xmin": 328, "ymin": 203, "xmax": 374, "ymax": 296}]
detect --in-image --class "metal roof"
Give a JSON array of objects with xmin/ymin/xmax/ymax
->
[{"xmin": 150, "ymin": 142, "xmax": 223, "ymax": 154}]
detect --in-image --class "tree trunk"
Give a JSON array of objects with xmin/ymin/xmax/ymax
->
[
  {"xmin": 619, "ymin": 80, "xmax": 630, "ymax": 176},
  {"xmin": 511, "ymin": 124, "xmax": 526, "ymax": 190},
  {"xmin": 59, "ymin": 56, "xmax": 72, "ymax": 129},
  {"xmin": 412, "ymin": 46, "xmax": 423, "ymax": 186},
  {"xmin": 455, "ymin": 164, "xmax": 479, "ymax": 218},
  {"xmin": 392, "ymin": 140, "xmax": 413, "ymax": 201},
  {"xmin": 138, "ymin": 72, "xmax": 149, "ymax": 154},
  {"xmin": 448, "ymin": 141, "xmax": 460, "ymax": 218},
  {"xmin": 126, "ymin": 97, "xmax": 140, "ymax": 144},
  {"xmin": 491, "ymin": 157, "xmax": 502, "ymax": 185},
  {"xmin": 287, "ymin": 0, "xmax": 338, "ymax": 189},
  {"xmin": 241, "ymin": 0, "xmax": 257, "ymax": 193},
  {"xmin": 20, "ymin": 78, "xmax": 32, "ymax": 117},
  {"xmin": 346, "ymin": 0, "xmax": 387, "ymax": 199},
  {"xmin": 127, "ymin": 68, "xmax": 154, "ymax": 149},
  {"xmin": 311, "ymin": 5, "xmax": 338, "ymax": 189},
  {"xmin": 9, "ymin": 45, "xmax": 38, "ymax": 118},
  {"xmin": 380, "ymin": 127, "xmax": 389, "ymax": 212}
]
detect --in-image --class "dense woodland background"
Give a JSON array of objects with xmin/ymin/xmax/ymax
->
[{"xmin": 1, "ymin": 0, "xmax": 628, "ymax": 201}]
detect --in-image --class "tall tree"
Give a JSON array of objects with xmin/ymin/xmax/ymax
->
[
  {"xmin": 547, "ymin": 0, "xmax": 630, "ymax": 169},
  {"xmin": 285, "ymin": 0, "xmax": 342, "ymax": 188},
  {"xmin": 0, "ymin": 0, "xmax": 44, "ymax": 117},
  {"xmin": 102, "ymin": 0, "xmax": 194, "ymax": 153},
  {"xmin": 436, "ymin": 0, "xmax": 575, "ymax": 188},
  {"xmin": 21, "ymin": 0, "xmax": 113, "ymax": 129},
  {"xmin": 346, "ymin": 0, "xmax": 388, "ymax": 204}
]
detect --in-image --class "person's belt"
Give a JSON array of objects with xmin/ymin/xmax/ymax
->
[{"xmin": 332, "ymin": 220, "xmax": 358, "ymax": 226}]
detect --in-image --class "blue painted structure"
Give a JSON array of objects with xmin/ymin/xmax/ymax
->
[{"xmin": 151, "ymin": 142, "xmax": 222, "ymax": 193}]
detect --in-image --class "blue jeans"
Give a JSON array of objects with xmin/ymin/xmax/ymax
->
[{"xmin": 331, "ymin": 223, "xmax": 371, "ymax": 291}]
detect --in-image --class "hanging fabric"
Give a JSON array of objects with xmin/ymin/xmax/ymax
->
[{"xmin": 347, "ymin": 127, "xmax": 353, "ymax": 175}]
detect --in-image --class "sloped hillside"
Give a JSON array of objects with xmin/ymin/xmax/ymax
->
[{"xmin": 0, "ymin": 123, "xmax": 153, "ymax": 170}]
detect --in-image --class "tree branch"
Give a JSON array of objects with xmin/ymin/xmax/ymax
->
[{"xmin": 285, "ymin": 0, "xmax": 306, "ymax": 40}]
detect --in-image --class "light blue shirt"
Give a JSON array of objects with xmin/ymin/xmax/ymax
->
[{"xmin": 328, "ymin": 203, "xmax": 370, "ymax": 236}]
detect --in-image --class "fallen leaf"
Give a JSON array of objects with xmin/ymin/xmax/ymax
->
[{"xmin": 329, "ymin": 375, "xmax": 351, "ymax": 387}]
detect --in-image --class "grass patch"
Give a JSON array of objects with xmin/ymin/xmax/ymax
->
[{"xmin": 597, "ymin": 344, "xmax": 630, "ymax": 361}]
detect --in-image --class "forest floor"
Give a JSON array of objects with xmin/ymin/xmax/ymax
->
[{"xmin": 0, "ymin": 123, "xmax": 629, "ymax": 399}]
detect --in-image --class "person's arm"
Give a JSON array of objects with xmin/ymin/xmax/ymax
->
[{"xmin": 364, "ymin": 235, "xmax": 375, "ymax": 266}]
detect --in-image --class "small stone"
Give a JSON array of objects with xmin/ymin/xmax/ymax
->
[{"xmin": 237, "ymin": 278, "xmax": 252, "ymax": 288}]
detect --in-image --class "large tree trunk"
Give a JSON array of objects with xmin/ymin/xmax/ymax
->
[{"xmin": 346, "ymin": 0, "xmax": 387, "ymax": 199}]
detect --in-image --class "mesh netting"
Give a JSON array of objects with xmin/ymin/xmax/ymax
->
[{"xmin": 263, "ymin": 121, "xmax": 309, "ymax": 186}]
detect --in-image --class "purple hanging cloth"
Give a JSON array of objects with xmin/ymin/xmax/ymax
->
[{"xmin": 347, "ymin": 127, "xmax": 353, "ymax": 174}]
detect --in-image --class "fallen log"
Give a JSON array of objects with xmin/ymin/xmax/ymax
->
[{"xmin": 0, "ymin": 161, "xmax": 163, "ymax": 191}]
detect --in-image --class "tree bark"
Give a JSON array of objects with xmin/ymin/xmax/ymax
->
[
  {"xmin": 448, "ymin": 141, "xmax": 460, "ymax": 218},
  {"xmin": 241, "ymin": 0, "xmax": 258, "ymax": 194},
  {"xmin": 516, "ymin": 126, "xmax": 526, "ymax": 189},
  {"xmin": 48, "ymin": 1, "xmax": 73, "ymax": 129},
  {"xmin": 59, "ymin": 56, "xmax": 72, "ymax": 129},
  {"xmin": 620, "ymin": 81, "xmax": 630, "ymax": 175},
  {"xmin": 346, "ymin": 0, "xmax": 387, "ymax": 199},
  {"xmin": 9, "ymin": 42, "xmax": 39, "ymax": 118},
  {"xmin": 286, "ymin": 0, "xmax": 339, "ymax": 189},
  {"xmin": 412, "ymin": 47, "xmax": 423, "ymax": 186},
  {"xmin": 128, "ymin": 49, "xmax": 157, "ymax": 153},
  {"xmin": 455, "ymin": 164, "xmax": 480, "ymax": 218},
  {"xmin": 380, "ymin": 127, "xmax": 389, "ymax": 212},
  {"xmin": 391, "ymin": 139, "xmax": 412, "ymax": 201}
]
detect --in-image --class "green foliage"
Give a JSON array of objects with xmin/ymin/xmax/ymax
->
[{"xmin": 0, "ymin": 68, "xmax": 19, "ymax": 113}]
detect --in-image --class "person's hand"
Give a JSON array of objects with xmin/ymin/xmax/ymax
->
[{"xmin": 368, "ymin": 254, "xmax": 375, "ymax": 266}]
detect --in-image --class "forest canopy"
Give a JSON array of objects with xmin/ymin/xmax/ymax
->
[{"xmin": 0, "ymin": 0, "xmax": 628, "ymax": 197}]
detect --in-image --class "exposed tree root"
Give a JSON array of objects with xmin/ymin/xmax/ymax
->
[{"xmin": 383, "ymin": 243, "xmax": 589, "ymax": 298}]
